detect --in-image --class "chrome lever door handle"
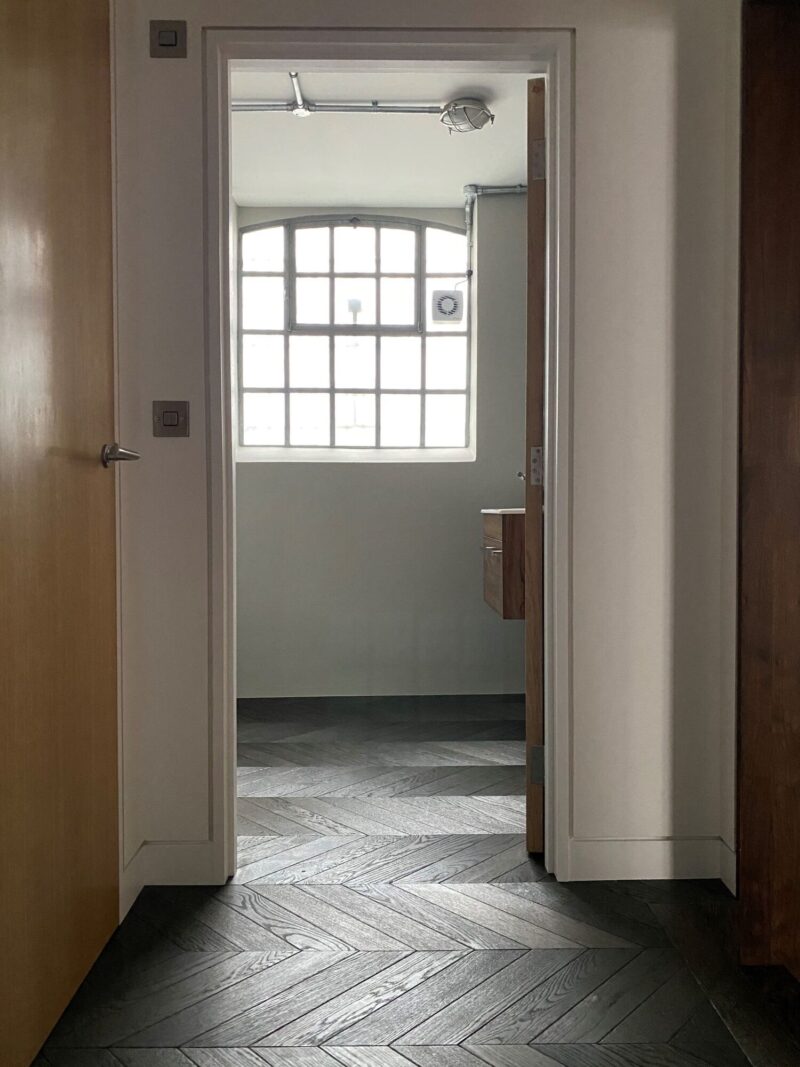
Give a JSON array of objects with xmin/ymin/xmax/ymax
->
[{"xmin": 101, "ymin": 443, "xmax": 141, "ymax": 467}]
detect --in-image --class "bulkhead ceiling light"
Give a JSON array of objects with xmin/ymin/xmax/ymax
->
[{"xmin": 440, "ymin": 98, "xmax": 495, "ymax": 134}]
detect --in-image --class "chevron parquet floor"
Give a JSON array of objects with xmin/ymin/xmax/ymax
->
[{"xmin": 40, "ymin": 696, "xmax": 791, "ymax": 1066}]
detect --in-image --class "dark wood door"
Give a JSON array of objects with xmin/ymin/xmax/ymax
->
[
  {"xmin": 525, "ymin": 79, "xmax": 547, "ymax": 853},
  {"xmin": 738, "ymin": 0, "xmax": 800, "ymax": 976},
  {"xmin": 0, "ymin": 3, "xmax": 119, "ymax": 1062}
]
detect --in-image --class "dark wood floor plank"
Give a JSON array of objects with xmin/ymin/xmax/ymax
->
[
  {"xmin": 300, "ymin": 885, "xmax": 467, "ymax": 950},
  {"xmin": 119, "ymin": 951, "xmax": 353, "ymax": 1048},
  {"xmin": 451, "ymin": 885, "xmax": 636, "ymax": 949},
  {"xmin": 257, "ymin": 952, "xmax": 463, "ymax": 1046},
  {"xmin": 469, "ymin": 950, "xmax": 638, "ymax": 1043},
  {"xmin": 534, "ymin": 948, "xmax": 682, "ymax": 1043},
  {"xmin": 208, "ymin": 883, "xmax": 357, "ymax": 952},
  {"xmin": 669, "ymin": 1001, "xmax": 752, "ymax": 1067},
  {"xmin": 329, "ymin": 951, "xmax": 523, "ymax": 1045},
  {"xmin": 249, "ymin": 886, "xmax": 410, "ymax": 950},
  {"xmin": 602, "ymin": 968, "xmax": 705, "ymax": 1044},
  {"xmin": 398, "ymin": 950, "xmax": 580, "ymax": 1046},
  {"xmin": 529, "ymin": 1045, "xmax": 711, "ymax": 1066},
  {"xmin": 404, "ymin": 885, "xmax": 582, "ymax": 950},
  {"xmin": 354, "ymin": 885, "xmax": 528, "ymax": 950}
]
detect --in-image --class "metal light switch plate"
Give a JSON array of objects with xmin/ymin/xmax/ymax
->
[
  {"xmin": 153, "ymin": 400, "xmax": 190, "ymax": 437},
  {"xmin": 149, "ymin": 20, "xmax": 187, "ymax": 58}
]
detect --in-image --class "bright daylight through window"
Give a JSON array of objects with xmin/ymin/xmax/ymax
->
[{"xmin": 238, "ymin": 217, "xmax": 471, "ymax": 455}]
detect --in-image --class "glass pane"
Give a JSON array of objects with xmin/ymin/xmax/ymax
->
[
  {"xmin": 241, "ymin": 227, "xmax": 284, "ymax": 272},
  {"xmin": 241, "ymin": 276, "xmax": 284, "ymax": 330},
  {"xmin": 426, "ymin": 227, "xmax": 468, "ymax": 274},
  {"xmin": 242, "ymin": 392, "xmax": 285, "ymax": 445},
  {"xmin": 380, "ymin": 336, "xmax": 421, "ymax": 389},
  {"xmin": 334, "ymin": 335, "xmax": 376, "ymax": 389},
  {"xmin": 380, "ymin": 228, "xmax": 416, "ymax": 273},
  {"xmin": 242, "ymin": 334, "xmax": 284, "ymax": 388},
  {"xmin": 426, "ymin": 277, "xmax": 469, "ymax": 332},
  {"xmin": 335, "ymin": 393, "xmax": 376, "ymax": 446},
  {"xmin": 289, "ymin": 335, "xmax": 329, "ymax": 388},
  {"xmin": 380, "ymin": 393, "xmax": 421, "ymax": 447},
  {"xmin": 425, "ymin": 393, "xmax": 467, "ymax": 447},
  {"xmin": 295, "ymin": 226, "xmax": 330, "ymax": 273},
  {"xmin": 425, "ymin": 336, "xmax": 468, "ymax": 390},
  {"xmin": 290, "ymin": 392, "xmax": 330, "ymax": 446},
  {"xmin": 334, "ymin": 225, "xmax": 376, "ymax": 272},
  {"xmin": 380, "ymin": 277, "xmax": 416, "ymax": 326},
  {"xmin": 296, "ymin": 276, "xmax": 330, "ymax": 324},
  {"xmin": 334, "ymin": 277, "xmax": 376, "ymax": 325}
]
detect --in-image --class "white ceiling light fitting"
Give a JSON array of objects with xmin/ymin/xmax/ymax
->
[
  {"xmin": 231, "ymin": 73, "xmax": 495, "ymax": 134},
  {"xmin": 440, "ymin": 98, "xmax": 495, "ymax": 134}
]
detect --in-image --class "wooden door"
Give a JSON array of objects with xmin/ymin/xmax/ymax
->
[
  {"xmin": 738, "ymin": 0, "xmax": 800, "ymax": 977},
  {"xmin": 0, "ymin": 3, "xmax": 119, "ymax": 1063},
  {"xmin": 525, "ymin": 79, "xmax": 547, "ymax": 853}
]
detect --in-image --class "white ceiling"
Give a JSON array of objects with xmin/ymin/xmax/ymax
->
[{"xmin": 230, "ymin": 70, "xmax": 529, "ymax": 208}]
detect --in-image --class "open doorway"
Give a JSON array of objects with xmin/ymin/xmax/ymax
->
[{"xmin": 227, "ymin": 66, "xmax": 544, "ymax": 879}]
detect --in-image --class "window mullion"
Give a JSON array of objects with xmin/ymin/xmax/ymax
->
[{"xmin": 419, "ymin": 226, "xmax": 426, "ymax": 447}]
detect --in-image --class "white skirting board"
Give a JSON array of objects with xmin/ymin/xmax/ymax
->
[
  {"xmin": 119, "ymin": 840, "xmax": 227, "ymax": 921},
  {"xmin": 565, "ymin": 836, "xmax": 736, "ymax": 884}
]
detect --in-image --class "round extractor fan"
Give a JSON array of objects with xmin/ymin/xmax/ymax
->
[{"xmin": 432, "ymin": 289, "xmax": 464, "ymax": 322}]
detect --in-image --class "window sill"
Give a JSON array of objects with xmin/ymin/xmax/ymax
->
[{"xmin": 235, "ymin": 445, "xmax": 476, "ymax": 464}]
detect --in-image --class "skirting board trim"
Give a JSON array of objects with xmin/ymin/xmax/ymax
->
[
  {"xmin": 119, "ymin": 839, "xmax": 227, "ymax": 920},
  {"xmin": 566, "ymin": 836, "xmax": 729, "ymax": 882}
]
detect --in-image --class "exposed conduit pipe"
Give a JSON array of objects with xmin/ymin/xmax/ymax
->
[
  {"xmin": 463, "ymin": 183, "xmax": 527, "ymax": 276},
  {"xmin": 231, "ymin": 98, "xmax": 444, "ymax": 115}
]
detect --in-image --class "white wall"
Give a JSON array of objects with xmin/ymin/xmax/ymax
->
[
  {"xmin": 236, "ymin": 200, "xmax": 526, "ymax": 699},
  {"xmin": 113, "ymin": 0, "xmax": 740, "ymax": 903}
]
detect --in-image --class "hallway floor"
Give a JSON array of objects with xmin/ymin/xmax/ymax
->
[{"xmin": 40, "ymin": 697, "xmax": 799, "ymax": 1066}]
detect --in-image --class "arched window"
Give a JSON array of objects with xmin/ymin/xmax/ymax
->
[{"xmin": 238, "ymin": 214, "xmax": 471, "ymax": 456}]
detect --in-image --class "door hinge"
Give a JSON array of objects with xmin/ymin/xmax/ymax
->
[
  {"xmin": 529, "ymin": 745, "xmax": 545, "ymax": 785},
  {"xmin": 530, "ymin": 446, "xmax": 543, "ymax": 486}
]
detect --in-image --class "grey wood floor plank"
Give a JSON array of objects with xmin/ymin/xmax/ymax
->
[
  {"xmin": 450, "ymin": 885, "xmax": 636, "ymax": 949},
  {"xmin": 281, "ymin": 797, "xmax": 404, "ymax": 834},
  {"xmin": 602, "ymin": 968, "xmax": 706, "ymax": 1043},
  {"xmin": 43, "ymin": 1054, "xmax": 133, "ymax": 1067},
  {"xmin": 394, "ymin": 837, "xmax": 526, "ymax": 885},
  {"xmin": 114, "ymin": 1051, "xmax": 198, "ymax": 1065},
  {"xmin": 160, "ymin": 889, "xmax": 296, "ymax": 952},
  {"xmin": 489, "ymin": 859, "xmax": 552, "ymax": 884},
  {"xmin": 439, "ymin": 843, "xmax": 533, "ymax": 884},
  {"xmin": 459, "ymin": 1048, "xmax": 561, "ymax": 1066},
  {"xmin": 327, "ymin": 798, "xmax": 459, "ymax": 835},
  {"xmin": 354, "ymin": 885, "xmax": 528, "ymax": 950},
  {"xmin": 326, "ymin": 1048, "xmax": 419, "ymax": 1066},
  {"xmin": 339, "ymin": 767, "xmax": 474, "ymax": 799},
  {"xmin": 340, "ymin": 836, "xmax": 495, "ymax": 885},
  {"xmin": 290, "ymin": 836, "xmax": 467, "ymax": 886},
  {"xmin": 400, "ymin": 950, "xmax": 582, "ymax": 1046},
  {"xmin": 300, "ymin": 885, "xmax": 467, "ymax": 950},
  {"xmin": 328, "ymin": 951, "xmax": 523, "ymax": 1045},
  {"xmin": 399, "ymin": 1048, "xmax": 505, "ymax": 1066},
  {"xmin": 208, "ymin": 884, "xmax": 357, "ymax": 952},
  {"xmin": 185, "ymin": 1051, "xmax": 274, "ymax": 1066},
  {"xmin": 469, "ymin": 950, "xmax": 639, "ymax": 1044},
  {"xmin": 119, "ymin": 951, "xmax": 354, "ymax": 1048},
  {"xmin": 237, "ymin": 800, "xmax": 323, "ymax": 836},
  {"xmin": 257, "ymin": 952, "xmax": 463, "ymax": 1046},
  {"xmin": 251, "ymin": 835, "xmax": 409, "ymax": 885},
  {"xmin": 258, "ymin": 1050, "xmax": 350, "ymax": 1065},
  {"xmin": 249, "ymin": 886, "xmax": 411, "ymax": 950},
  {"xmin": 404, "ymin": 885, "xmax": 583, "ymax": 950},
  {"xmin": 534, "ymin": 948, "xmax": 682, "ymax": 1043},
  {"xmin": 397, "ymin": 767, "xmax": 523, "ymax": 798},
  {"xmin": 195, "ymin": 952, "xmax": 410, "ymax": 1047},
  {"xmin": 234, "ymin": 837, "xmax": 361, "ymax": 883}
]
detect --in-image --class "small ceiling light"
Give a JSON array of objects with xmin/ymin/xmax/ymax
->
[{"xmin": 440, "ymin": 97, "xmax": 495, "ymax": 134}]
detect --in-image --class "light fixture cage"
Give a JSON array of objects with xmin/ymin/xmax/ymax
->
[{"xmin": 440, "ymin": 97, "xmax": 495, "ymax": 134}]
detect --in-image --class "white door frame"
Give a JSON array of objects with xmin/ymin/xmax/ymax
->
[{"xmin": 202, "ymin": 27, "xmax": 574, "ymax": 880}]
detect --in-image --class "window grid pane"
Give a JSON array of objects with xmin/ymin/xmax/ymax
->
[{"xmin": 239, "ymin": 218, "xmax": 470, "ymax": 450}]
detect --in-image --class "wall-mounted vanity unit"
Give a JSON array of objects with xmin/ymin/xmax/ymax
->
[{"xmin": 481, "ymin": 508, "xmax": 525, "ymax": 620}]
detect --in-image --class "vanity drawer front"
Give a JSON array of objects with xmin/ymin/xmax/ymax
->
[{"xmin": 482, "ymin": 512, "xmax": 525, "ymax": 620}]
